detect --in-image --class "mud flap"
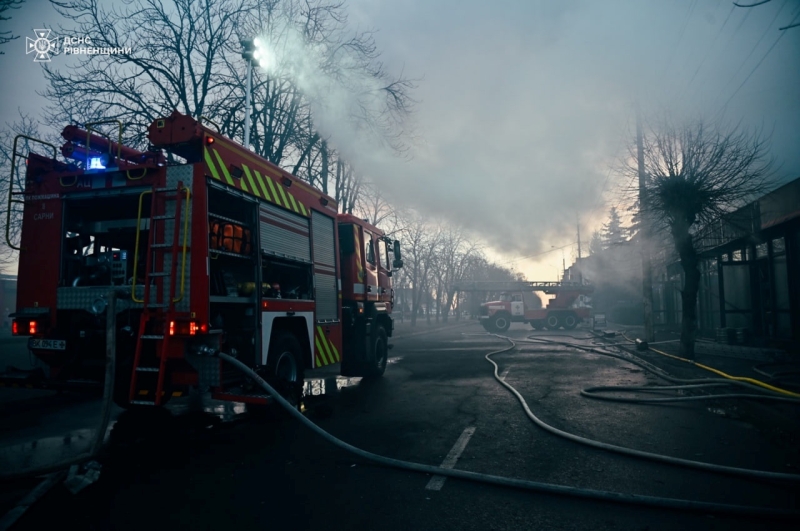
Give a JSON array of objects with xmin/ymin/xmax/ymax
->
[{"xmin": 340, "ymin": 317, "xmax": 373, "ymax": 377}]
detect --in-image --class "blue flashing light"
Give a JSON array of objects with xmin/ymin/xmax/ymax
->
[{"xmin": 88, "ymin": 156, "xmax": 106, "ymax": 170}]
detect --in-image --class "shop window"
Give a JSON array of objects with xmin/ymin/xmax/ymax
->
[
  {"xmin": 755, "ymin": 242, "xmax": 768, "ymax": 259},
  {"xmin": 773, "ymin": 255, "xmax": 789, "ymax": 310},
  {"xmin": 772, "ymin": 237, "xmax": 785, "ymax": 256}
]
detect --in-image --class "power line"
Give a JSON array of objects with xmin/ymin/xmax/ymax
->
[
  {"xmin": 664, "ymin": 0, "xmax": 699, "ymax": 76},
  {"xmin": 778, "ymin": 9, "xmax": 800, "ymax": 31},
  {"xmin": 684, "ymin": 4, "xmax": 737, "ymax": 93},
  {"xmin": 733, "ymin": 1, "xmax": 772, "ymax": 7},
  {"xmin": 720, "ymin": 29, "xmax": 786, "ymax": 109},
  {"xmin": 721, "ymin": 0, "xmax": 789, "ymax": 92},
  {"xmin": 514, "ymin": 241, "xmax": 576, "ymax": 262}
]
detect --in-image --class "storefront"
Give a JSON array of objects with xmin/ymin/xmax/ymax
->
[{"xmin": 658, "ymin": 178, "xmax": 800, "ymax": 347}]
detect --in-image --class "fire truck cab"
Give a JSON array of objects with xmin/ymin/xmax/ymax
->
[{"xmin": 5, "ymin": 112, "xmax": 402, "ymax": 409}]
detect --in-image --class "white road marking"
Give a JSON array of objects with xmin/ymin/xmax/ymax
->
[
  {"xmin": 500, "ymin": 366, "xmax": 513, "ymax": 381},
  {"xmin": 425, "ymin": 427, "xmax": 476, "ymax": 491}
]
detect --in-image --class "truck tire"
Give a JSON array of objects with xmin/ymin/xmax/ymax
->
[
  {"xmin": 492, "ymin": 313, "xmax": 511, "ymax": 332},
  {"xmin": 561, "ymin": 313, "xmax": 578, "ymax": 330},
  {"xmin": 530, "ymin": 321, "xmax": 542, "ymax": 330},
  {"xmin": 365, "ymin": 325, "xmax": 388, "ymax": 378},
  {"xmin": 545, "ymin": 314, "xmax": 560, "ymax": 330},
  {"xmin": 267, "ymin": 333, "xmax": 305, "ymax": 408}
]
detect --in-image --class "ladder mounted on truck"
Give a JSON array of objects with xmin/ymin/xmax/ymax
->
[
  {"xmin": 129, "ymin": 183, "xmax": 191, "ymax": 406},
  {"xmin": 451, "ymin": 280, "xmax": 594, "ymax": 294}
]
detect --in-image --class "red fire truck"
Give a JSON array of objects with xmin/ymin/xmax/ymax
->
[
  {"xmin": 453, "ymin": 281, "xmax": 593, "ymax": 332},
  {"xmin": 5, "ymin": 111, "xmax": 402, "ymax": 408}
]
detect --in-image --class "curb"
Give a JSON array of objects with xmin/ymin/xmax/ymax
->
[{"xmin": 599, "ymin": 326, "xmax": 790, "ymax": 363}]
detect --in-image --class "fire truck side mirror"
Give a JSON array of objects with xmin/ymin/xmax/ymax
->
[{"xmin": 393, "ymin": 240, "xmax": 402, "ymax": 262}]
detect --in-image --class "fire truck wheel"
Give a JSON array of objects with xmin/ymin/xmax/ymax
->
[
  {"xmin": 561, "ymin": 313, "xmax": 578, "ymax": 330},
  {"xmin": 545, "ymin": 314, "xmax": 560, "ymax": 330},
  {"xmin": 491, "ymin": 313, "xmax": 511, "ymax": 332},
  {"xmin": 366, "ymin": 325, "xmax": 388, "ymax": 378},
  {"xmin": 529, "ymin": 321, "xmax": 541, "ymax": 330},
  {"xmin": 267, "ymin": 333, "xmax": 305, "ymax": 408}
]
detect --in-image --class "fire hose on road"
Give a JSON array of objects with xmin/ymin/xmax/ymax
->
[
  {"xmin": 3, "ymin": 321, "xmax": 798, "ymax": 523},
  {"xmin": 217, "ymin": 348, "xmax": 798, "ymax": 519},
  {"xmin": 479, "ymin": 333, "xmax": 800, "ymax": 484}
]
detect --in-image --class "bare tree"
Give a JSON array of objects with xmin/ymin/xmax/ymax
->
[
  {"xmin": 391, "ymin": 211, "xmax": 443, "ymax": 326},
  {"xmin": 0, "ymin": 115, "xmax": 48, "ymax": 268},
  {"xmin": 42, "ymin": 0, "xmax": 415, "ymax": 190},
  {"xmin": 44, "ymin": 0, "xmax": 256, "ymax": 147},
  {"xmin": 353, "ymin": 178, "xmax": 407, "ymax": 230},
  {"xmin": 633, "ymin": 118, "xmax": 774, "ymax": 358},
  {"xmin": 0, "ymin": 0, "xmax": 23, "ymax": 53},
  {"xmin": 430, "ymin": 225, "xmax": 481, "ymax": 323}
]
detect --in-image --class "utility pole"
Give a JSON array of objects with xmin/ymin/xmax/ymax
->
[
  {"xmin": 576, "ymin": 217, "xmax": 583, "ymax": 284},
  {"xmin": 637, "ymin": 108, "xmax": 655, "ymax": 342}
]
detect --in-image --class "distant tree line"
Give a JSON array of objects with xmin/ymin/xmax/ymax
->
[{"xmin": 351, "ymin": 183, "xmax": 521, "ymax": 326}]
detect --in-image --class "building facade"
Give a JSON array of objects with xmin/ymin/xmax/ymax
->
[{"xmin": 653, "ymin": 177, "xmax": 800, "ymax": 347}]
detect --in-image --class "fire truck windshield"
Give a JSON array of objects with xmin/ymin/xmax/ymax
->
[{"xmin": 61, "ymin": 192, "xmax": 149, "ymax": 287}]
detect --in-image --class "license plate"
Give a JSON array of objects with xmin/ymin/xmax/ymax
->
[{"xmin": 29, "ymin": 338, "xmax": 67, "ymax": 350}]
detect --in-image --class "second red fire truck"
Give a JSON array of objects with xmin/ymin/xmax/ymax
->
[
  {"xmin": 453, "ymin": 281, "xmax": 593, "ymax": 332},
  {"xmin": 6, "ymin": 111, "xmax": 403, "ymax": 408}
]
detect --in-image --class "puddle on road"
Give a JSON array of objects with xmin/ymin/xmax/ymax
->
[
  {"xmin": 302, "ymin": 376, "xmax": 363, "ymax": 397},
  {"xmin": 1, "ymin": 375, "xmax": 371, "ymax": 474},
  {"xmin": 404, "ymin": 347, "xmax": 496, "ymax": 353},
  {"xmin": 707, "ymin": 407, "xmax": 728, "ymax": 417},
  {"xmin": 0, "ymin": 428, "xmax": 94, "ymax": 476}
]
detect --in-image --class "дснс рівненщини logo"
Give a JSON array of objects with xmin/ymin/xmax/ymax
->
[
  {"xmin": 25, "ymin": 30, "xmax": 130, "ymax": 59},
  {"xmin": 26, "ymin": 29, "xmax": 58, "ymax": 62}
]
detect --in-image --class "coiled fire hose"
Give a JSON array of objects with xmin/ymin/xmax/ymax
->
[
  {"xmin": 218, "ymin": 350, "xmax": 798, "ymax": 519},
  {"xmin": 478, "ymin": 333, "xmax": 800, "ymax": 483}
]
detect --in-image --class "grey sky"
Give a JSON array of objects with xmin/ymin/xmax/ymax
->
[{"xmin": 2, "ymin": 0, "xmax": 799, "ymax": 278}]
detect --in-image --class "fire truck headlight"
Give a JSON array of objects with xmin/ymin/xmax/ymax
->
[{"xmin": 91, "ymin": 297, "xmax": 107, "ymax": 316}]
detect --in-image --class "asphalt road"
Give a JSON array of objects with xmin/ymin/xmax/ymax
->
[{"xmin": 5, "ymin": 322, "xmax": 800, "ymax": 530}]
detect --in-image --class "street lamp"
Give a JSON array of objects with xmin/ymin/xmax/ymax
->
[{"xmin": 240, "ymin": 39, "xmax": 260, "ymax": 149}]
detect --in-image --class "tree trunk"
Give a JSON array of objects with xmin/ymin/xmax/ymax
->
[
  {"xmin": 410, "ymin": 280, "xmax": 420, "ymax": 327},
  {"xmin": 672, "ymin": 221, "xmax": 700, "ymax": 359},
  {"xmin": 426, "ymin": 291, "xmax": 432, "ymax": 324}
]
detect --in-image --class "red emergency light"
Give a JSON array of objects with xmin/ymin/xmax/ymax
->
[
  {"xmin": 11, "ymin": 319, "xmax": 38, "ymax": 336},
  {"xmin": 168, "ymin": 320, "xmax": 207, "ymax": 336}
]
